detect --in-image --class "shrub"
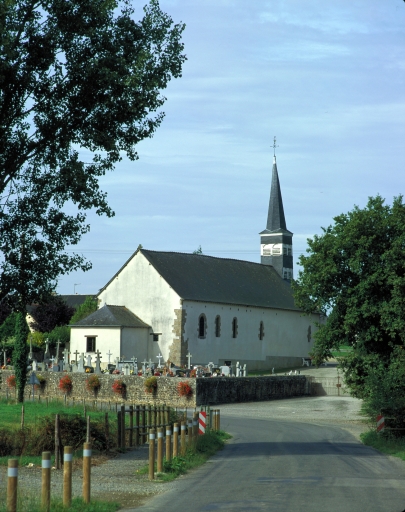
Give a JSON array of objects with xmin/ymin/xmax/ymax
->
[
  {"xmin": 86, "ymin": 374, "xmax": 101, "ymax": 394},
  {"xmin": 34, "ymin": 375, "xmax": 47, "ymax": 392},
  {"xmin": 58, "ymin": 375, "xmax": 73, "ymax": 394},
  {"xmin": 177, "ymin": 381, "xmax": 193, "ymax": 398},
  {"xmin": 6, "ymin": 374, "xmax": 16, "ymax": 388},
  {"xmin": 144, "ymin": 376, "xmax": 157, "ymax": 393},
  {"xmin": 112, "ymin": 379, "xmax": 126, "ymax": 398}
]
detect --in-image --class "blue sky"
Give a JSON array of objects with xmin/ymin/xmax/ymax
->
[{"xmin": 57, "ymin": 0, "xmax": 405, "ymax": 296}]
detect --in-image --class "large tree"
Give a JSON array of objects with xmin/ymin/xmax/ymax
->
[
  {"xmin": 0, "ymin": 0, "xmax": 186, "ymax": 311},
  {"xmin": 292, "ymin": 195, "xmax": 405, "ymax": 396}
]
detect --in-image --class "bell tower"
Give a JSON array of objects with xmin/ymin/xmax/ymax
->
[{"xmin": 259, "ymin": 137, "xmax": 293, "ymax": 280}]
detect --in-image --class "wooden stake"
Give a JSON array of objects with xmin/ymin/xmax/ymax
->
[
  {"xmin": 83, "ymin": 442, "xmax": 92, "ymax": 504},
  {"xmin": 63, "ymin": 446, "xmax": 73, "ymax": 507},
  {"xmin": 188, "ymin": 419, "xmax": 193, "ymax": 448},
  {"xmin": 41, "ymin": 451, "xmax": 51, "ymax": 512},
  {"xmin": 180, "ymin": 421, "xmax": 186, "ymax": 455},
  {"xmin": 148, "ymin": 429, "xmax": 155, "ymax": 480},
  {"xmin": 55, "ymin": 414, "xmax": 60, "ymax": 469},
  {"xmin": 166, "ymin": 426, "xmax": 172, "ymax": 462},
  {"xmin": 157, "ymin": 427, "xmax": 163, "ymax": 473},
  {"xmin": 173, "ymin": 423, "xmax": 179, "ymax": 457},
  {"xmin": 7, "ymin": 459, "xmax": 18, "ymax": 512}
]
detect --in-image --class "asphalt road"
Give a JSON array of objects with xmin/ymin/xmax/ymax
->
[{"xmin": 128, "ymin": 399, "xmax": 405, "ymax": 512}]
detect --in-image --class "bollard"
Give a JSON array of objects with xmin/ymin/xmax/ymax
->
[
  {"xmin": 63, "ymin": 446, "xmax": 73, "ymax": 507},
  {"xmin": 157, "ymin": 427, "xmax": 164, "ymax": 473},
  {"xmin": 41, "ymin": 451, "xmax": 51, "ymax": 512},
  {"xmin": 149, "ymin": 429, "xmax": 155, "ymax": 480},
  {"xmin": 217, "ymin": 409, "xmax": 221, "ymax": 431},
  {"xmin": 187, "ymin": 419, "xmax": 193, "ymax": 448},
  {"xmin": 7, "ymin": 459, "xmax": 18, "ymax": 512},
  {"xmin": 213, "ymin": 409, "xmax": 218, "ymax": 431},
  {"xmin": 166, "ymin": 426, "xmax": 172, "ymax": 462},
  {"xmin": 173, "ymin": 422, "xmax": 179, "ymax": 457},
  {"xmin": 83, "ymin": 442, "xmax": 92, "ymax": 504},
  {"xmin": 180, "ymin": 421, "xmax": 187, "ymax": 455}
]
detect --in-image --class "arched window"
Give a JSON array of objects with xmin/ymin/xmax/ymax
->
[
  {"xmin": 259, "ymin": 321, "xmax": 264, "ymax": 340},
  {"xmin": 215, "ymin": 315, "xmax": 221, "ymax": 337},
  {"xmin": 232, "ymin": 317, "xmax": 238, "ymax": 339},
  {"xmin": 198, "ymin": 314, "xmax": 206, "ymax": 339}
]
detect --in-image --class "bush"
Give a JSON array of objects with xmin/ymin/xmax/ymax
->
[
  {"xmin": 177, "ymin": 381, "xmax": 192, "ymax": 398},
  {"xmin": 58, "ymin": 375, "xmax": 73, "ymax": 394},
  {"xmin": 86, "ymin": 375, "xmax": 101, "ymax": 394},
  {"xmin": 144, "ymin": 376, "xmax": 157, "ymax": 393},
  {"xmin": 112, "ymin": 379, "xmax": 126, "ymax": 398}
]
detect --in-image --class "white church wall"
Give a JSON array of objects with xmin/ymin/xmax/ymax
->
[
  {"xmin": 98, "ymin": 252, "xmax": 182, "ymax": 364},
  {"xmin": 70, "ymin": 327, "xmax": 121, "ymax": 366},
  {"xmin": 183, "ymin": 300, "xmax": 319, "ymax": 370}
]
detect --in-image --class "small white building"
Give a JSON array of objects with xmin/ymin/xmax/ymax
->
[{"xmin": 70, "ymin": 151, "xmax": 321, "ymax": 370}]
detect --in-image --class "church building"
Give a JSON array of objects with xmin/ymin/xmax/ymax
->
[{"xmin": 70, "ymin": 150, "xmax": 320, "ymax": 370}]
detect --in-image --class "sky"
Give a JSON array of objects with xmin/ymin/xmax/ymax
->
[{"xmin": 57, "ymin": 0, "xmax": 405, "ymax": 296}]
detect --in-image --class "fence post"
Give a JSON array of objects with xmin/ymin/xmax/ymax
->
[
  {"xmin": 157, "ymin": 427, "xmax": 164, "ymax": 473},
  {"xmin": 135, "ymin": 405, "xmax": 140, "ymax": 447},
  {"xmin": 86, "ymin": 415, "xmax": 91, "ymax": 443},
  {"xmin": 129, "ymin": 405, "xmax": 134, "ymax": 447},
  {"xmin": 173, "ymin": 422, "xmax": 179, "ymax": 458},
  {"xmin": 63, "ymin": 446, "xmax": 73, "ymax": 507},
  {"xmin": 149, "ymin": 429, "xmax": 155, "ymax": 480},
  {"xmin": 7, "ymin": 459, "xmax": 18, "ymax": 512},
  {"xmin": 193, "ymin": 412, "xmax": 198, "ymax": 441},
  {"xmin": 55, "ymin": 414, "xmax": 60, "ymax": 469},
  {"xmin": 83, "ymin": 442, "xmax": 92, "ymax": 504},
  {"xmin": 117, "ymin": 410, "xmax": 122, "ymax": 447},
  {"xmin": 166, "ymin": 425, "xmax": 172, "ymax": 462},
  {"xmin": 217, "ymin": 409, "xmax": 221, "ymax": 431},
  {"xmin": 213, "ymin": 409, "xmax": 217, "ymax": 431},
  {"xmin": 187, "ymin": 419, "xmax": 193, "ymax": 448},
  {"xmin": 105, "ymin": 412, "xmax": 109, "ymax": 452},
  {"xmin": 180, "ymin": 421, "xmax": 187, "ymax": 455},
  {"xmin": 121, "ymin": 404, "xmax": 126, "ymax": 450},
  {"xmin": 41, "ymin": 451, "xmax": 51, "ymax": 512}
]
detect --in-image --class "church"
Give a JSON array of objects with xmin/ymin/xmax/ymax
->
[{"xmin": 70, "ymin": 153, "xmax": 320, "ymax": 370}]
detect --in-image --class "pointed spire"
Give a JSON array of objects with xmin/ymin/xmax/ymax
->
[{"xmin": 266, "ymin": 153, "xmax": 287, "ymax": 232}]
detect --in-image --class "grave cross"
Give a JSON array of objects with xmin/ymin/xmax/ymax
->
[
  {"xmin": 107, "ymin": 350, "xmax": 113, "ymax": 364},
  {"xmin": 50, "ymin": 355, "xmax": 55, "ymax": 365},
  {"xmin": 186, "ymin": 352, "xmax": 192, "ymax": 369},
  {"xmin": 73, "ymin": 350, "xmax": 79, "ymax": 363},
  {"xmin": 156, "ymin": 353, "xmax": 163, "ymax": 368},
  {"xmin": 55, "ymin": 339, "xmax": 61, "ymax": 362},
  {"xmin": 142, "ymin": 359, "xmax": 148, "ymax": 373}
]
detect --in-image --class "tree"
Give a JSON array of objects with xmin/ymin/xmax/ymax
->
[
  {"xmin": 29, "ymin": 295, "xmax": 75, "ymax": 333},
  {"xmin": 292, "ymin": 195, "xmax": 405, "ymax": 395},
  {"xmin": 13, "ymin": 312, "xmax": 29, "ymax": 402},
  {"xmin": 193, "ymin": 245, "xmax": 203, "ymax": 255},
  {"xmin": 69, "ymin": 296, "xmax": 98, "ymax": 324},
  {"xmin": 0, "ymin": 0, "xmax": 186, "ymax": 311}
]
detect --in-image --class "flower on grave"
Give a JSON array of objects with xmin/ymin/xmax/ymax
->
[
  {"xmin": 138, "ymin": 371, "xmax": 143, "ymax": 376},
  {"xmin": 154, "ymin": 371, "xmax": 161, "ymax": 376},
  {"xmin": 112, "ymin": 379, "xmax": 126, "ymax": 397},
  {"xmin": 86, "ymin": 374, "xmax": 101, "ymax": 394},
  {"xmin": 58, "ymin": 375, "xmax": 73, "ymax": 394},
  {"xmin": 190, "ymin": 369, "xmax": 197, "ymax": 378},
  {"xmin": 177, "ymin": 381, "xmax": 193, "ymax": 398},
  {"xmin": 85, "ymin": 368, "xmax": 91, "ymax": 373},
  {"xmin": 144, "ymin": 376, "xmax": 157, "ymax": 394},
  {"xmin": 112, "ymin": 369, "xmax": 121, "ymax": 375},
  {"xmin": 6, "ymin": 374, "xmax": 16, "ymax": 388}
]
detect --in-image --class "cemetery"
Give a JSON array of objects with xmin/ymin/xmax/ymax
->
[{"xmin": 0, "ymin": 341, "xmax": 311, "ymax": 406}]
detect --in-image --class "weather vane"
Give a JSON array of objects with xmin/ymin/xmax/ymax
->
[{"xmin": 272, "ymin": 136, "xmax": 278, "ymax": 157}]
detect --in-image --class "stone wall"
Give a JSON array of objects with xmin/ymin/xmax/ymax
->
[{"xmin": 0, "ymin": 371, "xmax": 310, "ymax": 406}]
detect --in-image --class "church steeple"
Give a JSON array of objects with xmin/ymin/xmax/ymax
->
[{"xmin": 259, "ymin": 138, "xmax": 293, "ymax": 281}]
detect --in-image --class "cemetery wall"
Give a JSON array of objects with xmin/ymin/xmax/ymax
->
[{"xmin": 0, "ymin": 371, "xmax": 311, "ymax": 405}]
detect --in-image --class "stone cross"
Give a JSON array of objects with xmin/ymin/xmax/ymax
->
[
  {"xmin": 107, "ymin": 350, "xmax": 113, "ymax": 364},
  {"xmin": 94, "ymin": 349, "xmax": 102, "ymax": 374},
  {"xmin": 50, "ymin": 355, "xmax": 55, "ymax": 365},
  {"xmin": 243, "ymin": 364, "xmax": 247, "ymax": 377},
  {"xmin": 77, "ymin": 353, "xmax": 85, "ymax": 373},
  {"xmin": 142, "ymin": 359, "xmax": 148, "ymax": 373},
  {"xmin": 132, "ymin": 357, "xmax": 138, "ymax": 374},
  {"xmin": 29, "ymin": 335, "xmax": 33, "ymax": 360},
  {"xmin": 63, "ymin": 348, "xmax": 69, "ymax": 364},
  {"xmin": 186, "ymin": 352, "xmax": 192, "ymax": 369},
  {"xmin": 207, "ymin": 362, "xmax": 214, "ymax": 374},
  {"xmin": 115, "ymin": 357, "xmax": 120, "ymax": 369},
  {"xmin": 86, "ymin": 354, "xmax": 92, "ymax": 367},
  {"xmin": 156, "ymin": 353, "xmax": 163, "ymax": 368},
  {"xmin": 32, "ymin": 360, "xmax": 38, "ymax": 372},
  {"xmin": 55, "ymin": 339, "xmax": 61, "ymax": 362},
  {"xmin": 44, "ymin": 338, "xmax": 50, "ymax": 361},
  {"xmin": 236, "ymin": 361, "xmax": 240, "ymax": 377}
]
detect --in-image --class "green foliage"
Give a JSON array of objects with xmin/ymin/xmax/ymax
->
[
  {"xmin": 45, "ymin": 325, "xmax": 71, "ymax": 346},
  {"xmin": 193, "ymin": 245, "xmax": 203, "ymax": 254},
  {"xmin": 293, "ymin": 195, "xmax": 405, "ymax": 385},
  {"xmin": 70, "ymin": 296, "xmax": 98, "ymax": 324},
  {"xmin": 144, "ymin": 376, "xmax": 158, "ymax": 393},
  {"xmin": 28, "ymin": 331, "xmax": 45, "ymax": 347},
  {"xmin": 0, "ymin": 312, "xmax": 18, "ymax": 342},
  {"xmin": 30, "ymin": 296, "xmax": 75, "ymax": 332},
  {"xmin": 0, "ymin": 492, "xmax": 120, "ymax": 512},
  {"xmin": 0, "ymin": 0, "xmax": 186, "ymax": 309},
  {"xmin": 13, "ymin": 312, "xmax": 29, "ymax": 402}
]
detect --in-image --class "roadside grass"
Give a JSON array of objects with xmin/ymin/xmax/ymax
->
[
  {"xmin": 360, "ymin": 430, "xmax": 405, "ymax": 462},
  {"xmin": 137, "ymin": 429, "xmax": 232, "ymax": 482},
  {"xmin": 0, "ymin": 493, "xmax": 120, "ymax": 512}
]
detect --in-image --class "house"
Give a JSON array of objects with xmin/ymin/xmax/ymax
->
[{"xmin": 70, "ymin": 151, "xmax": 320, "ymax": 370}]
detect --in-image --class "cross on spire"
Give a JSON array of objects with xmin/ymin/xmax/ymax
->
[{"xmin": 272, "ymin": 136, "xmax": 278, "ymax": 158}]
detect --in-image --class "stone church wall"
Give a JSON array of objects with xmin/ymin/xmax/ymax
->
[{"xmin": 0, "ymin": 371, "xmax": 310, "ymax": 406}]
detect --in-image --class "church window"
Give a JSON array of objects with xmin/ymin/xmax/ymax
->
[
  {"xmin": 259, "ymin": 321, "xmax": 264, "ymax": 340},
  {"xmin": 215, "ymin": 315, "xmax": 221, "ymax": 337},
  {"xmin": 232, "ymin": 317, "xmax": 238, "ymax": 339},
  {"xmin": 86, "ymin": 336, "xmax": 96, "ymax": 352},
  {"xmin": 198, "ymin": 314, "xmax": 207, "ymax": 339},
  {"xmin": 153, "ymin": 334, "xmax": 159, "ymax": 342}
]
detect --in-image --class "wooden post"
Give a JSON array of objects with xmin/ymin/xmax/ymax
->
[
  {"xmin": 164, "ymin": 405, "xmax": 169, "ymax": 427},
  {"xmin": 63, "ymin": 446, "xmax": 73, "ymax": 507},
  {"xmin": 157, "ymin": 427, "xmax": 163, "ymax": 473},
  {"xmin": 129, "ymin": 405, "xmax": 133, "ymax": 447},
  {"xmin": 217, "ymin": 409, "xmax": 221, "ymax": 431},
  {"xmin": 7, "ymin": 459, "xmax": 18, "ymax": 512},
  {"xmin": 187, "ymin": 419, "xmax": 193, "ymax": 448},
  {"xmin": 148, "ymin": 429, "xmax": 155, "ymax": 480},
  {"xmin": 55, "ymin": 414, "xmax": 60, "ymax": 469},
  {"xmin": 41, "ymin": 451, "xmax": 51, "ymax": 512},
  {"xmin": 105, "ymin": 412, "xmax": 109, "ymax": 452},
  {"xmin": 117, "ymin": 411, "xmax": 122, "ymax": 448},
  {"xmin": 193, "ymin": 412, "xmax": 199, "ymax": 440},
  {"xmin": 83, "ymin": 442, "xmax": 92, "ymax": 504},
  {"xmin": 121, "ymin": 404, "xmax": 126, "ymax": 450},
  {"xmin": 213, "ymin": 409, "xmax": 217, "ymax": 431},
  {"xmin": 180, "ymin": 421, "xmax": 186, "ymax": 455},
  {"xmin": 173, "ymin": 423, "xmax": 179, "ymax": 458},
  {"xmin": 166, "ymin": 426, "xmax": 172, "ymax": 462}
]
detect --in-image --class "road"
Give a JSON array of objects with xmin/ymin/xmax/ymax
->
[{"xmin": 126, "ymin": 398, "xmax": 405, "ymax": 512}]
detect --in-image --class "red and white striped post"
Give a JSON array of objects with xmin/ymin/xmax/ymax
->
[
  {"xmin": 377, "ymin": 415, "xmax": 385, "ymax": 432},
  {"xmin": 198, "ymin": 411, "xmax": 206, "ymax": 435}
]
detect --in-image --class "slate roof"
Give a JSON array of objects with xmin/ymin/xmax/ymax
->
[
  {"xmin": 135, "ymin": 250, "xmax": 300, "ymax": 311},
  {"xmin": 71, "ymin": 304, "xmax": 150, "ymax": 328},
  {"xmin": 262, "ymin": 157, "xmax": 293, "ymax": 235}
]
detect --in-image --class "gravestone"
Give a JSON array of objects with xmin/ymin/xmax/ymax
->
[
  {"xmin": 77, "ymin": 353, "xmax": 85, "ymax": 373},
  {"xmin": 236, "ymin": 361, "xmax": 240, "ymax": 377},
  {"xmin": 156, "ymin": 353, "xmax": 163, "ymax": 368},
  {"xmin": 243, "ymin": 364, "xmax": 247, "ymax": 377},
  {"xmin": 94, "ymin": 350, "xmax": 102, "ymax": 374},
  {"xmin": 123, "ymin": 364, "xmax": 130, "ymax": 376},
  {"xmin": 32, "ymin": 360, "xmax": 38, "ymax": 372},
  {"xmin": 220, "ymin": 365, "xmax": 230, "ymax": 377},
  {"xmin": 86, "ymin": 354, "xmax": 92, "ymax": 367},
  {"xmin": 142, "ymin": 359, "xmax": 147, "ymax": 374},
  {"xmin": 44, "ymin": 338, "xmax": 50, "ymax": 363}
]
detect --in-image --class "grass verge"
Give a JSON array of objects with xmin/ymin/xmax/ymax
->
[
  {"xmin": 0, "ymin": 495, "xmax": 120, "ymax": 512},
  {"xmin": 137, "ymin": 429, "xmax": 232, "ymax": 482},
  {"xmin": 360, "ymin": 430, "xmax": 405, "ymax": 462}
]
